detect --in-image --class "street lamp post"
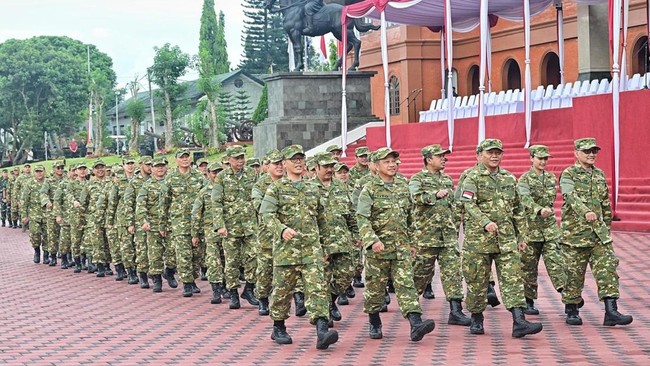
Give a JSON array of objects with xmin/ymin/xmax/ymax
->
[{"xmin": 115, "ymin": 91, "xmax": 120, "ymax": 154}]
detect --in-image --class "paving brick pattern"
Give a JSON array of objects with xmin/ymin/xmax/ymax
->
[{"xmin": 1, "ymin": 227, "xmax": 649, "ymax": 365}]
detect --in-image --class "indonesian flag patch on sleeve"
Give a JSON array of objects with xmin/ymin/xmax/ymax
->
[{"xmin": 461, "ymin": 190, "xmax": 475, "ymax": 201}]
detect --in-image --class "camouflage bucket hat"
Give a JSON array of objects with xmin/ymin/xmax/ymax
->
[
  {"xmin": 226, "ymin": 145, "xmax": 246, "ymax": 158},
  {"xmin": 281, "ymin": 144, "xmax": 305, "ymax": 160},
  {"xmin": 208, "ymin": 162, "xmax": 222, "ymax": 172},
  {"xmin": 372, "ymin": 147, "xmax": 399, "ymax": 162},
  {"xmin": 421, "ymin": 144, "xmax": 451, "ymax": 158},
  {"xmin": 477, "ymin": 138, "xmax": 503, "ymax": 152},
  {"xmin": 92, "ymin": 159, "xmax": 106, "ymax": 168},
  {"xmin": 152, "ymin": 157, "xmax": 167, "ymax": 167},
  {"xmin": 355, "ymin": 146, "xmax": 370, "ymax": 157},
  {"xmin": 326, "ymin": 145, "xmax": 342, "ymax": 153},
  {"xmin": 266, "ymin": 149, "xmax": 283, "ymax": 164},
  {"xmin": 334, "ymin": 162, "xmax": 349, "ymax": 172},
  {"xmin": 196, "ymin": 158, "xmax": 208, "ymax": 166},
  {"xmin": 529, "ymin": 145, "xmax": 552, "ymax": 158},
  {"xmin": 574, "ymin": 137, "xmax": 601, "ymax": 151},
  {"xmin": 139, "ymin": 156, "xmax": 153, "ymax": 165},
  {"xmin": 34, "ymin": 165, "xmax": 45, "ymax": 172},
  {"xmin": 175, "ymin": 148, "xmax": 191, "ymax": 158},
  {"xmin": 315, "ymin": 152, "xmax": 337, "ymax": 166},
  {"xmin": 123, "ymin": 156, "xmax": 137, "ymax": 164},
  {"xmin": 247, "ymin": 158, "xmax": 261, "ymax": 167}
]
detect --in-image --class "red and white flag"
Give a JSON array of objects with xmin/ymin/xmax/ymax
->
[{"xmin": 319, "ymin": 36, "xmax": 328, "ymax": 62}]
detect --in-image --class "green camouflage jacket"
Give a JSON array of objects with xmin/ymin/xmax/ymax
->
[
  {"xmin": 135, "ymin": 177, "xmax": 165, "ymax": 231},
  {"xmin": 52, "ymin": 176, "xmax": 71, "ymax": 226},
  {"xmin": 123, "ymin": 174, "xmax": 150, "ymax": 228},
  {"xmin": 65, "ymin": 179, "xmax": 87, "ymax": 228},
  {"xmin": 20, "ymin": 177, "xmax": 46, "ymax": 221},
  {"xmin": 191, "ymin": 182, "xmax": 215, "ymax": 238},
  {"xmin": 80, "ymin": 177, "xmax": 109, "ymax": 228},
  {"xmin": 159, "ymin": 168, "xmax": 205, "ymax": 236},
  {"xmin": 315, "ymin": 179, "xmax": 359, "ymax": 255},
  {"xmin": 252, "ymin": 174, "xmax": 276, "ymax": 250},
  {"xmin": 518, "ymin": 167, "xmax": 561, "ymax": 242},
  {"xmin": 40, "ymin": 173, "xmax": 65, "ymax": 219},
  {"xmin": 13, "ymin": 173, "xmax": 32, "ymax": 207},
  {"xmin": 349, "ymin": 164, "xmax": 370, "ymax": 187},
  {"xmin": 106, "ymin": 177, "xmax": 131, "ymax": 227},
  {"xmin": 211, "ymin": 166, "xmax": 257, "ymax": 237},
  {"xmin": 351, "ymin": 173, "xmax": 375, "ymax": 208}
]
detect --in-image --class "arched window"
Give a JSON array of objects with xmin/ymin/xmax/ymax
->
[
  {"xmin": 444, "ymin": 68, "xmax": 458, "ymax": 96},
  {"xmin": 632, "ymin": 36, "xmax": 649, "ymax": 75},
  {"xmin": 468, "ymin": 65, "xmax": 480, "ymax": 95},
  {"xmin": 503, "ymin": 59, "xmax": 521, "ymax": 90},
  {"xmin": 541, "ymin": 52, "xmax": 561, "ymax": 86},
  {"xmin": 389, "ymin": 75, "xmax": 400, "ymax": 115}
]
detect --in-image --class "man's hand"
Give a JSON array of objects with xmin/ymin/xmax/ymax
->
[
  {"xmin": 160, "ymin": 230, "xmax": 167, "ymax": 238},
  {"xmin": 410, "ymin": 247, "xmax": 417, "ymax": 257},
  {"xmin": 128, "ymin": 226, "xmax": 135, "ymax": 234},
  {"xmin": 282, "ymin": 227, "xmax": 296, "ymax": 241},
  {"xmin": 485, "ymin": 222, "xmax": 499, "ymax": 233},
  {"xmin": 56, "ymin": 216, "xmax": 62, "ymax": 224},
  {"xmin": 22, "ymin": 217, "xmax": 29, "ymax": 224},
  {"xmin": 540, "ymin": 207, "xmax": 554, "ymax": 218},
  {"xmin": 45, "ymin": 202, "xmax": 52, "ymax": 209},
  {"xmin": 517, "ymin": 242, "xmax": 527, "ymax": 251},
  {"xmin": 355, "ymin": 239, "xmax": 363, "ymax": 248},
  {"xmin": 372, "ymin": 241, "xmax": 384, "ymax": 253},
  {"xmin": 585, "ymin": 212, "xmax": 598, "ymax": 222},
  {"xmin": 436, "ymin": 189, "xmax": 450, "ymax": 199},
  {"xmin": 191, "ymin": 237, "xmax": 199, "ymax": 246},
  {"xmin": 142, "ymin": 222, "xmax": 151, "ymax": 232},
  {"xmin": 217, "ymin": 227, "xmax": 228, "ymax": 237},
  {"xmin": 73, "ymin": 201, "xmax": 80, "ymax": 208}
]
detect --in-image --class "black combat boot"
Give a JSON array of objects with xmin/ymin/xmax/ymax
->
[
  {"xmin": 368, "ymin": 313, "xmax": 383, "ymax": 339},
  {"xmin": 229, "ymin": 288, "xmax": 241, "ymax": 309},
  {"xmin": 49, "ymin": 253, "xmax": 57, "ymax": 267},
  {"xmin": 80, "ymin": 254, "xmax": 88, "ymax": 270},
  {"xmin": 353, "ymin": 275, "xmax": 365, "ymax": 288},
  {"xmin": 210, "ymin": 283, "xmax": 223, "ymax": 304},
  {"xmin": 43, "ymin": 250, "xmax": 50, "ymax": 265},
  {"xmin": 191, "ymin": 282, "xmax": 201, "ymax": 294},
  {"xmin": 104, "ymin": 264, "xmax": 113, "ymax": 276},
  {"xmin": 387, "ymin": 279, "xmax": 395, "ymax": 293},
  {"xmin": 241, "ymin": 282, "xmax": 259, "ymax": 306},
  {"xmin": 524, "ymin": 297, "xmax": 539, "ymax": 315},
  {"xmin": 565, "ymin": 304, "xmax": 583, "ymax": 325},
  {"xmin": 162, "ymin": 267, "xmax": 178, "ymax": 288},
  {"xmin": 316, "ymin": 317, "xmax": 339, "ymax": 350},
  {"xmin": 33, "ymin": 247, "xmax": 41, "ymax": 264},
  {"xmin": 258, "ymin": 297, "xmax": 270, "ymax": 316},
  {"xmin": 293, "ymin": 292, "xmax": 307, "ymax": 317},
  {"xmin": 487, "ymin": 281, "xmax": 501, "ymax": 307},
  {"xmin": 87, "ymin": 256, "xmax": 97, "ymax": 273},
  {"xmin": 511, "ymin": 307, "xmax": 543, "ymax": 338},
  {"xmin": 60, "ymin": 254, "xmax": 69, "ymax": 269},
  {"xmin": 470, "ymin": 313, "xmax": 485, "ymax": 334},
  {"xmin": 407, "ymin": 313, "xmax": 436, "ymax": 342},
  {"xmin": 345, "ymin": 285, "xmax": 355, "ymax": 298},
  {"xmin": 330, "ymin": 293, "xmax": 342, "ymax": 321},
  {"xmin": 139, "ymin": 272, "xmax": 150, "ymax": 289},
  {"xmin": 448, "ymin": 300, "xmax": 471, "ymax": 326},
  {"xmin": 337, "ymin": 293, "xmax": 349, "ymax": 305},
  {"xmin": 114, "ymin": 264, "xmax": 125, "ymax": 281},
  {"xmin": 221, "ymin": 282, "xmax": 230, "ymax": 299},
  {"xmin": 271, "ymin": 320, "xmax": 293, "ymax": 345},
  {"xmin": 152, "ymin": 274, "xmax": 163, "ymax": 293},
  {"xmin": 200, "ymin": 267, "xmax": 208, "ymax": 281},
  {"xmin": 182, "ymin": 283, "xmax": 193, "ymax": 297},
  {"xmin": 96, "ymin": 263, "xmax": 106, "ymax": 277},
  {"xmin": 1, "ymin": 219, "xmax": 4, "ymax": 227},
  {"xmin": 384, "ymin": 289, "xmax": 391, "ymax": 305},
  {"xmin": 423, "ymin": 283, "xmax": 435, "ymax": 299},
  {"xmin": 603, "ymin": 297, "xmax": 633, "ymax": 326},
  {"xmin": 380, "ymin": 302, "xmax": 388, "ymax": 312},
  {"xmin": 73, "ymin": 257, "xmax": 82, "ymax": 273},
  {"xmin": 127, "ymin": 268, "xmax": 138, "ymax": 284}
]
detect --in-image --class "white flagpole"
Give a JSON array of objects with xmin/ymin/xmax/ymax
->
[
  {"xmin": 478, "ymin": 0, "xmax": 488, "ymax": 143},
  {"xmin": 524, "ymin": 0, "xmax": 532, "ymax": 148},
  {"xmin": 445, "ymin": 0, "xmax": 454, "ymax": 150}
]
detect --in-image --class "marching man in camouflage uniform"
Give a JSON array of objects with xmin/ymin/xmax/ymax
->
[
  {"xmin": 127, "ymin": 157, "xmax": 152, "ymax": 288},
  {"xmin": 212, "ymin": 145, "xmax": 259, "ymax": 309},
  {"xmin": 13, "ymin": 164, "xmax": 32, "ymax": 230},
  {"xmin": 517, "ymin": 145, "xmax": 568, "ymax": 315},
  {"xmin": 459, "ymin": 139, "xmax": 542, "ymax": 338},
  {"xmin": 349, "ymin": 146, "xmax": 370, "ymax": 289},
  {"xmin": 21, "ymin": 165, "xmax": 47, "ymax": 263},
  {"xmin": 356, "ymin": 147, "xmax": 436, "ymax": 342},
  {"xmin": 41, "ymin": 160, "xmax": 66, "ymax": 267},
  {"xmin": 260, "ymin": 144, "xmax": 339, "ymax": 350},
  {"xmin": 560, "ymin": 138, "xmax": 632, "ymax": 327},
  {"xmin": 70, "ymin": 164, "xmax": 88, "ymax": 272},
  {"xmin": 1, "ymin": 169, "xmax": 8, "ymax": 227},
  {"xmin": 410, "ymin": 144, "xmax": 470, "ymax": 326},
  {"xmin": 83, "ymin": 160, "xmax": 112, "ymax": 277}
]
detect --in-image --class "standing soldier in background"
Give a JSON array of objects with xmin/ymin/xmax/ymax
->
[
  {"xmin": 349, "ymin": 147, "xmax": 370, "ymax": 186},
  {"xmin": 212, "ymin": 145, "xmax": 259, "ymax": 309},
  {"xmin": 560, "ymin": 138, "xmax": 632, "ymax": 327},
  {"xmin": 137, "ymin": 157, "xmax": 177, "ymax": 291},
  {"xmin": 13, "ymin": 164, "xmax": 32, "ymax": 231},
  {"xmin": 159, "ymin": 149, "xmax": 206, "ymax": 297},
  {"xmin": 20, "ymin": 165, "xmax": 47, "ymax": 263},
  {"xmin": 41, "ymin": 160, "xmax": 66, "ymax": 267},
  {"xmin": 70, "ymin": 164, "xmax": 88, "ymax": 272},
  {"xmin": 5, "ymin": 168, "xmax": 18, "ymax": 228},
  {"xmin": 517, "ymin": 145, "xmax": 567, "ymax": 315},
  {"xmin": 356, "ymin": 147, "xmax": 436, "ymax": 342},
  {"xmin": 54, "ymin": 165, "xmax": 76, "ymax": 269},
  {"xmin": 126, "ymin": 157, "xmax": 152, "ymax": 288},
  {"xmin": 326, "ymin": 145, "xmax": 343, "ymax": 161},
  {"xmin": 104, "ymin": 166, "xmax": 124, "ymax": 278},
  {"xmin": 81, "ymin": 160, "xmax": 111, "ymax": 277},
  {"xmin": 333, "ymin": 163, "xmax": 350, "ymax": 185},
  {"xmin": 0, "ymin": 169, "xmax": 8, "ymax": 227},
  {"xmin": 349, "ymin": 147, "xmax": 371, "ymax": 290},
  {"xmin": 409, "ymin": 145, "xmax": 470, "ymax": 326},
  {"xmin": 107, "ymin": 161, "xmax": 133, "ymax": 283}
]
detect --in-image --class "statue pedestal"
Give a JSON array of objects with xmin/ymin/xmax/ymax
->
[{"xmin": 253, "ymin": 71, "xmax": 380, "ymax": 157}]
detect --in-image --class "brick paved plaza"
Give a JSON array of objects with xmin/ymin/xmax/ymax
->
[{"xmin": 1, "ymin": 227, "xmax": 649, "ymax": 365}]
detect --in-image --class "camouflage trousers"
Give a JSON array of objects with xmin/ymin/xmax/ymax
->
[
  {"xmin": 134, "ymin": 230, "xmax": 148, "ymax": 273},
  {"xmin": 351, "ymin": 247, "xmax": 364, "ymax": 278},
  {"xmin": 28, "ymin": 219, "xmax": 46, "ymax": 250},
  {"xmin": 45, "ymin": 216, "xmax": 60, "ymax": 254},
  {"xmin": 59, "ymin": 225, "xmax": 71, "ymax": 255},
  {"xmin": 270, "ymin": 263, "xmax": 329, "ymax": 324},
  {"xmin": 223, "ymin": 235, "xmax": 257, "ymax": 290},
  {"xmin": 90, "ymin": 226, "xmax": 111, "ymax": 264},
  {"xmin": 147, "ymin": 230, "xmax": 175, "ymax": 275},
  {"xmin": 117, "ymin": 226, "xmax": 134, "ymax": 268},
  {"xmin": 10, "ymin": 202, "xmax": 19, "ymax": 223},
  {"xmin": 0, "ymin": 201, "xmax": 7, "ymax": 223},
  {"xmin": 326, "ymin": 252, "xmax": 356, "ymax": 297},
  {"xmin": 255, "ymin": 247, "xmax": 273, "ymax": 299},
  {"xmin": 70, "ymin": 224, "xmax": 84, "ymax": 257},
  {"xmin": 205, "ymin": 233, "xmax": 224, "ymax": 284},
  {"xmin": 561, "ymin": 242, "xmax": 620, "ymax": 303},
  {"xmin": 462, "ymin": 250, "xmax": 527, "ymax": 313},
  {"xmin": 106, "ymin": 227, "xmax": 121, "ymax": 265},
  {"xmin": 172, "ymin": 234, "xmax": 201, "ymax": 284},
  {"xmin": 364, "ymin": 256, "xmax": 422, "ymax": 317},
  {"xmin": 413, "ymin": 246, "xmax": 464, "ymax": 301},
  {"xmin": 521, "ymin": 239, "xmax": 568, "ymax": 299}
]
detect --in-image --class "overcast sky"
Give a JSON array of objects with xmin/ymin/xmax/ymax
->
[{"xmin": 0, "ymin": 0, "xmax": 245, "ymax": 88}]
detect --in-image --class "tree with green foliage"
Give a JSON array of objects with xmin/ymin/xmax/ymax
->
[
  {"xmin": 232, "ymin": 90, "xmax": 251, "ymax": 122},
  {"xmin": 148, "ymin": 43, "xmax": 190, "ymax": 150},
  {"xmin": 240, "ymin": 0, "xmax": 288, "ymax": 74},
  {"xmin": 198, "ymin": 0, "xmax": 221, "ymax": 149},
  {"xmin": 328, "ymin": 39, "xmax": 338, "ymax": 70},
  {"xmin": 216, "ymin": 11, "xmax": 230, "ymax": 74},
  {"xmin": 251, "ymin": 83, "xmax": 268, "ymax": 124},
  {"xmin": 125, "ymin": 77, "xmax": 145, "ymax": 152}
]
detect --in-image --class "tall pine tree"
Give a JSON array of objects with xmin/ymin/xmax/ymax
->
[
  {"xmin": 215, "ymin": 11, "xmax": 230, "ymax": 73},
  {"xmin": 198, "ymin": 0, "xmax": 224, "ymax": 148},
  {"xmin": 239, "ymin": 0, "xmax": 288, "ymax": 74}
]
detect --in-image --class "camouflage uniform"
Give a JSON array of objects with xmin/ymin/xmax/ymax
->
[
  {"xmin": 4, "ymin": 172, "xmax": 15, "ymax": 226},
  {"xmin": 53, "ymin": 169, "xmax": 72, "ymax": 258},
  {"xmin": 13, "ymin": 171, "xmax": 32, "ymax": 226},
  {"xmin": 192, "ymin": 171, "xmax": 223, "ymax": 284},
  {"xmin": 68, "ymin": 167, "xmax": 88, "ymax": 259},
  {"xmin": 81, "ymin": 161, "xmax": 111, "ymax": 267},
  {"xmin": 252, "ymin": 172, "xmax": 276, "ymax": 300},
  {"xmin": 0, "ymin": 171, "xmax": 7, "ymax": 226},
  {"xmin": 21, "ymin": 168, "xmax": 47, "ymax": 251},
  {"xmin": 517, "ymin": 145, "xmax": 567, "ymax": 301},
  {"xmin": 409, "ymin": 145, "xmax": 465, "ymax": 301},
  {"xmin": 348, "ymin": 147, "xmax": 371, "ymax": 282},
  {"xmin": 127, "ymin": 158, "xmax": 152, "ymax": 274},
  {"xmin": 106, "ymin": 167, "xmax": 131, "ymax": 271},
  {"xmin": 41, "ymin": 163, "xmax": 66, "ymax": 260}
]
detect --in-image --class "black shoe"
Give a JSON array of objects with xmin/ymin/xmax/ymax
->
[
  {"xmin": 387, "ymin": 279, "xmax": 395, "ymax": 293},
  {"xmin": 87, "ymin": 259, "xmax": 97, "ymax": 274},
  {"xmin": 43, "ymin": 251, "xmax": 50, "ymax": 265},
  {"xmin": 565, "ymin": 304, "xmax": 583, "ymax": 325},
  {"xmin": 487, "ymin": 282, "xmax": 501, "ymax": 307},
  {"xmin": 423, "ymin": 283, "xmax": 435, "ymax": 299},
  {"xmin": 258, "ymin": 297, "xmax": 270, "ymax": 316},
  {"xmin": 191, "ymin": 282, "xmax": 201, "ymax": 294},
  {"xmin": 380, "ymin": 303, "xmax": 388, "ymax": 313},
  {"xmin": 152, "ymin": 274, "xmax": 163, "ymax": 293},
  {"xmin": 114, "ymin": 264, "xmax": 125, "ymax": 281},
  {"xmin": 241, "ymin": 282, "xmax": 259, "ymax": 306},
  {"xmin": 448, "ymin": 300, "xmax": 471, "ymax": 326},
  {"xmin": 353, "ymin": 275, "xmax": 365, "ymax": 288},
  {"xmin": 104, "ymin": 264, "xmax": 113, "ymax": 276},
  {"xmin": 294, "ymin": 292, "xmax": 307, "ymax": 317},
  {"xmin": 316, "ymin": 317, "xmax": 339, "ymax": 350},
  {"xmin": 330, "ymin": 293, "xmax": 342, "ymax": 321},
  {"xmin": 96, "ymin": 263, "xmax": 106, "ymax": 277},
  {"xmin": 139, "ymin": 272, "xmax": 150, "ymax": 289},
  {"xmin": 200, "ymin": 267, "xmax": 208, "ymax": 281},
  {"xmin": 221, "ymin": 282, "xmax": 231, "ymax": 299},
  {"xmin": 60, "ymin": 255, "xmax": 69, "ymax": 269},
  {"xmin": 127, "ymin": 268, "xmax": 139, "ymax": 284},
  {"xmin": 81, "ymin": 254, "xmax": 88, "ymax": 270},
  {"xmin": 407, "ymin": 312, "xmax": 435, "ymax": 342},
  {"xmin": 524, "ymin": 297, "xmax": 539, "ymax": 315},
  {"xmin": 345, "ymin": 285, "xmax": 355, "ymax": 298},
  {"xmin": 48, "ymin": 253, "xmax": 57, "ymax": 267},
  {"xmin": 229, "ymin": 289, "xmax": 241, "ymax": 309},
  {"xmin": 162, "ymin": 267, "xmax": 178, "ymax": 288},
  {"xmin": 368, "ymin": 313, "xmax": 383, "ymax": 339},
  {"xmin": 33, "ymin": 247, "xmax": 41, "ymax": 264},
  {"xmin": 470, "ymin": 313, "xmax": 485, "ymax": 334},
  {"xmin": 182, "ymin": 283, "xmax": 193, "ymax": 297},
  {"xmin": 511, "ymin": 307, "xmax": 543, "ymax": 338},
  {"xmin": 384, "ymin": 289, "xmax": 391, "ymax": 305},
  {"xmin": 211, "ymin": 283, "xmax": 223, "ymax": 304},
  {"xmin": 603, "ymin": 297, "xmax": 633, "ymax": 326},
  {"xmin": 271, "ymin": 320, "xmax": 293, "ymax": 345},
  {"xmin": 73, "ymin": 257, "xmax": 82, "ymax": 273},
  {"xmin": 337, "ymin": 294, "xmax": 349, "ymax": 306}
]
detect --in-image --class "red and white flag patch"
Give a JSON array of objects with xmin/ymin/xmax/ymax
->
[{"xmin": 461, "ymin": 190, "xmax": 475, "ymax": 200}]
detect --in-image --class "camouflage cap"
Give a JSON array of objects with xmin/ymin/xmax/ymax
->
[
  {"xmin": 226, "ymin": 145, "xmax": 246, "ymax": 158},
  {"xmin": 326, "ymin": 144, "xmax": 342, "ymax": 153},
  {"xmin": 477, "ymin": 138, "xmax": 503, "ymax": 152},
  {"xmin": 529, "ymin": 145, "xmax": 552, "ymax": 158},
  {"xmin": 12, "ymin": 167, "xmax": 19, "ymax": 171},
  {"xmin": 372, "ymin": 147, "xmax": 399, "ymax": 162},
  {"xmin": 122, "ymin": 156, "xmax": 137, "ymax": 164},
  {"xmin": 53, "ymin": 160, "xmax": 65, "ymax": 168},
  {"xmin": 306, "ymin": 157, "xmax": 316, "ymax": 171},
  {"xmin": 76, "ymin": 163, "xmax": 88, "ymax": 170},
  {"xmin": 421, "ymin": 144, "xmax": 451, "ymax": 158},
  {"xmin": 355, "ymin": 146, "xmax": 370, "ymax": 157},
  {"xmin": 315, "ymin": 152, "xmax": 337, "ymax": 166},
  {"xmin": 92, "ymin": 159, "xmax": 106, "ymax": 168},
  {"xmin": 112, "ymin": 165, "xmax": 125, "ymax": 176},
  {"xmin": 152, "ymin": 157, "xmax": 167, "ymax": 167},
  {"xmin": 34, "ymin": 165, "xmax": 45, "ymax": 172},
  {"xmin": 266, "ymin": 149, "xmax": 283, "ymax": 164},
  {"xmin": 208, "ymin": 162, "xmax": 222, "ymax": 172},
  {"xmin": 139, "ymin": 156, "xmax": 153, "ymax": 165},
  {"xmin": 221, "ymin": 155, "xmax": 230, "ymax": 164},
  {"xmin": 196, "ymin": 158, "xmax": 208, "ymax": 166},
  {"xmin": 247, "ymin": 158, "xmax": 261, "ymax": 167},
  {"xmin": 334, "ymin": 162, "xmax": 349, "ymax": 172},
  {"xmin": 574, "ymin": 137, "xmax": 601, "ymax": 151},
  {"xmin": 175, "ymin": 148, "xmax": 191, "ymax": 158},
  {"xmin": 23, "ymin": 163, "xmax": 31, "ymax": 167},
  {"xmin": 281, "ymin": 144, "xmax": 305, "ymax": 160}
]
